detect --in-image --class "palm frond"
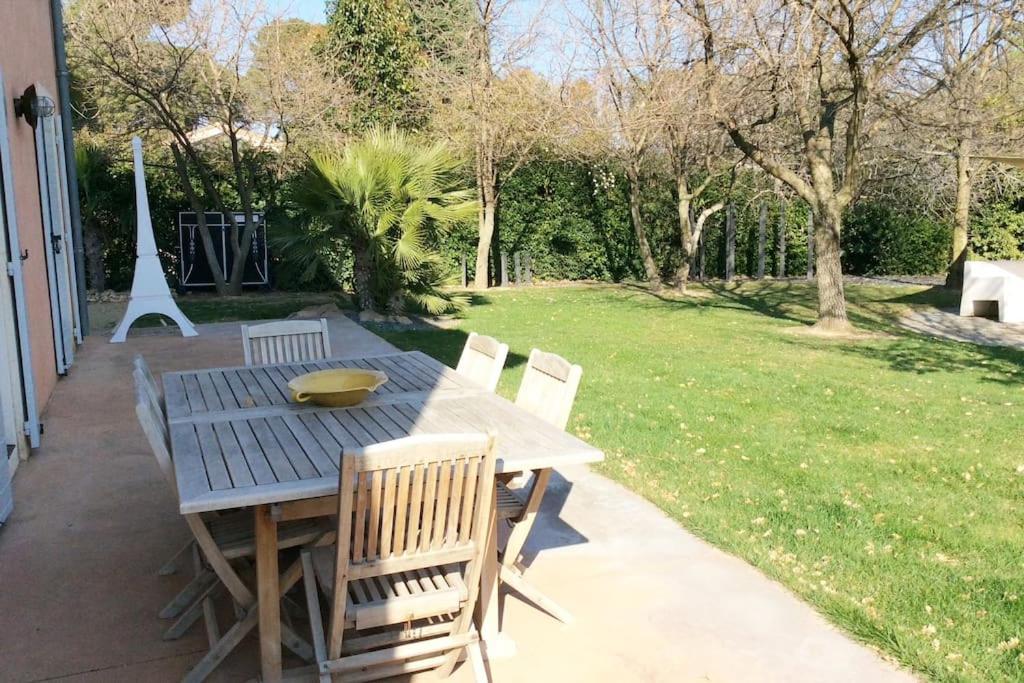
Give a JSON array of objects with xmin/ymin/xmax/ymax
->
[{"xmin": 288, "ymin": 125, "xmax": 479, "ymax": 313}]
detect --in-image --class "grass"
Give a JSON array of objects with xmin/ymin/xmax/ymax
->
[{"xmin": 369, "ymin": 281, "xmax": 1024, "ymax": 682}]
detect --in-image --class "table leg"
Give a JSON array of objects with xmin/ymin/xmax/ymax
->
[
  {"xmin": 476, "ymin": 485, "xmax": 516, "ymax": 658},
  {"xmin": 255, "ymin": 504, "xmax": 282, "ymax": 682}
]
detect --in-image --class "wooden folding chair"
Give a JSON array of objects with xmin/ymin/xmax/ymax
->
[
  {"xmin": 241, "ymin": 318, "xmax": 332, "ymax": 366},
  {"xmin": 300, "ymin": 433, "xmax": 496, "ymax": 682},
  {"xmin": 455, "ymin": 332, "xmax": 509, "ymax": 392},
  {"xmin": 495, "ymin": 348, "xmax": 582, "ymax": 625},
  {"xmin": 132, "ymin": 356, "xmax": 194, "ymax": 578},
  {"xmin": 133, "ymin": 379, "xmax": 328, "ymax": 682}
]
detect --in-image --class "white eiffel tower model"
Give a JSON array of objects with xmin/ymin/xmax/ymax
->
[{"xmin": 111, "ymin": 137, "xmax": 197, "ymax": 343}]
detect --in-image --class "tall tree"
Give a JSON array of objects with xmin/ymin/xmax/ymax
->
[
  {"xmin": 578, "ymin": 0, "xmax": 674, "ymax": 289},
  {"xmin": 901, "ymin": 2, "xmax": 1021, "ymax": 288},
  {"xmin": 693, "ymin": 0, "xmax": 966, "ymax": 331},
  {"xmin": 323, "ymin": 0, "xmax": 425, "ymax": 130},
  {"xmin": 74, "ymin": 140, "xmax": 131, "ymax": 291},
  {"xmin": 418, "ymin": 0, "xmax": 557, "ymax": 289},
  {"xmin": 661, "ymin": 67, "xmax": 736, "ymax": 290}
]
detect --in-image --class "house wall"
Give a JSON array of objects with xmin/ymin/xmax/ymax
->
[{"xmin": 0, "ymin": 2, "xmax": 60, "ymax": 413}]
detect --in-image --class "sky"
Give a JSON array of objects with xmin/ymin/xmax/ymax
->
[
  {"xmin": 262, "ymin": 0, "xmax": 578, "ymax": 76},
  {"xmin": 264, "ymin": 0, "xmax": 328, "ymax": 24}
]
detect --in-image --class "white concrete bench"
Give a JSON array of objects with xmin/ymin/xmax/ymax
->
[{"xmin": 959, "ymin": 260, "xmax": 1024, "ymax": 323}]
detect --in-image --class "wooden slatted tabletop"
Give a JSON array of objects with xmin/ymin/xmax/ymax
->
[{"xmin": 164, "ymin": 351, "xmax": 604, "ymax": 514}]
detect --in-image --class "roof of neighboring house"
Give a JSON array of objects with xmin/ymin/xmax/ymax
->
[{"xmin": 186, "ymin": 123, "xmax": 285, "ymax": 153}]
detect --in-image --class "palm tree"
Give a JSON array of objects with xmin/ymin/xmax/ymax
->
[{"xmin": 285, "ymin": 127, "xmax": 477, "ymax": 313}]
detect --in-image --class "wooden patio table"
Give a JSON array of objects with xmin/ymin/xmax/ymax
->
[{"xmin": 163, "ymin": 350, "xmax": 603, "ymax": 682}]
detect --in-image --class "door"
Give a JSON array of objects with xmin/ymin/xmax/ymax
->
[
  {"xmin": 0, "ymin": 69, "xmax": 41, "ymax": 449},
  {"xmin": 33, "ymin": 87, "xmax": 78, "ymax": 372}
]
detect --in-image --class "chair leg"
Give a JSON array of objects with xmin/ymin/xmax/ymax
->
[
  {"xmin": 194, "ymin": 545, "xmax": 220, "ymax": 650},
  {"xmin": 497, "ymin": 469, "xmax": 573, "ymax": 624},
  {"xmin": 281, "ymin": 622, "xmax": 315, "ymax": 663},
  {"xmin": 183, "ymin": 607, "xmax": 259, "ymax": 683},
  {"xmin": 158, "ymin": 539, "xmax": 194, "ymax": 576},
  {"xmin": 499, "ymin": 565, "xmax": 574, "ymax": 624},
  {"xmin": 159, "ymin": 569, "xmax": 217, "ymax": 619},
  {"xmin": 500, "ymin": 469, "xmax": 551, "ymax": 569},
  {"xmin": 302, "ymin": 551, "xmax": 332, "ymax": 683},
  {"xmin": 467, "ymin": 638, "xmax": 490, "ymax": 682},
  {"xmin": 164, "ymin": 582, "xmax": 220, "ymax": 641}
]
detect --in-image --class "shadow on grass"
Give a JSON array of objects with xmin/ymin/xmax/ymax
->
[
  {"xmin": 703, "ymin": 281, "xmax": 809, "ymax": 324},
  {"xmin": 827, "ymin": 335, "xmax": 1024, "ymax": 386},
  {"xmin": 879, "ymin": 285, "xmax": 960, "ymax": 308},
  {"xmin": 621, "ymin": 280, "xmax": 1023, "ymax": 385},
  {"xmin": 620, "ymin": 279, "xmax": 825, "ymax": 328},
  {"xmin": 370, "ymin": 324, "xmax": 530, "ymax": 371}
]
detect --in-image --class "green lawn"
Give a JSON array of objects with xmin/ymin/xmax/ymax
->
[{"xmin": 371, "ymin": 282, "xmax": 1024, "ymax": 682}]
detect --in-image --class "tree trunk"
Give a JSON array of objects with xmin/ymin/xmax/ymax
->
[
  {"xmin": 725, "ymin": 203, "xmax": 736, "ymax": 281},
  {"xmin": 624, "ymin": 161, "xmax": 660, "ymax": 289},
  {"xmin": 474, "ymin": 186, "xmax": 496, "ymax": 290},
  {"xmin": 351, "ymin": 236, "xmax": 375, "ymax": 312},
  {"xmin": 83, "ymin": 222, "xmax": 105, "ymax": 291},
  {"xmin": 170, "ymin": 144, "xmax": 228, "ymax": 296},
  {"xmin": 697, "ymin": 231, "xmax": 706, "ymax": 280},
  {"xmin": 806, "ymin": 209, "xmax": 815, "ymax": 281},
  {"xmin": 223, "ymin": 212, "xmax": 258, "ymax": 296},
  {"xmin": 812, "ymin": 203, "xmax": 850, "ymax": 331},
  {"xmin": 756, "ymin": 202, "xmax": 767, "ymax": 279},
  {"xmin": 776, "ymin": 199, "xmax": 787, "ymax": 277},
  {"xmin": 490, "ymin": 196, "xmax": 501, "ymax": 287},
  {"xmin": 223, "ymin": 135, "xmax": 260, "ymax": 297},
  {"xmin": 675, "ymin": 191, "xmax": 695, "ymax": 290},
  {"xmin": 946, "ymin": 137, "xmax": 972, "ymax": 290}
]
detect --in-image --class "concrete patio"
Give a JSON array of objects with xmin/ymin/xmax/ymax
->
[{"xmin": 0, "ymin": 315, "xmax": 916, "ymax": 682}]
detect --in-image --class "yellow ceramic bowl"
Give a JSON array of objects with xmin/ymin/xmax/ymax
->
[{"xmin": 287, "ymin": 368, "xmax": 389, "ymax": 408}]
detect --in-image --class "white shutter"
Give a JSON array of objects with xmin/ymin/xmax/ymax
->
[
  {"xmin": 0, "ymin": 69, "xmax": 42, "ymax": 447},
  {"xmin": 0, "ymin": 450, "xmax": 11, "ymax": 524},
  {"xmin": 33, "ymin": 89, "xmax": 76, "ymax": 372}
]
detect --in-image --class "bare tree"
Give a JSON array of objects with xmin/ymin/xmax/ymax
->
[
  {"xmin": 659, "ymin": 64, "xmax": 738, "ymax": 289},
  {"xmin": 692, "ymin": 0, "xmax": 968, "ymax": 330},
  {"xmin": 575, "ymin": 0, "xmax": 677, "ymax": 289},
  {"xmin": 900, "ymin": 2, "xmax": 1022, "ymax": 288},
  {"xmin": 68, "ymin": 0, "xmax": 348, "ymax": 296},
  {"xmin": 418, "ymin": 0, "xmax": 558, "ymax": 289}
]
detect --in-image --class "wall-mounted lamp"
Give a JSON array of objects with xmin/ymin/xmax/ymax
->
[{"xmin": 13, "ymin": 85, "xmax": 55, "ymax": 129}]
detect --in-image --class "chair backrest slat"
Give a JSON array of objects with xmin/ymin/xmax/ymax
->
[
  {"xmin": 515, "ymin": 348, "xmax": 583, "ymax": 430},
  {"xmin": 333, "ymin": 434, "xmax": 495, "ymax": 577},
  {"xmin": 241, "ymin": 318, "xmax": 332, "ymax": 366},
  {"xmin": 133, "ymin": 374, "xmax": 176, "ymax": 497},
  {"xmin": 133, "ymin": 355, "xmax": 164, "ymax": 412},
  {"xmin": 455, "ymin": 332, "xmax": 508, "ymax": 392}
]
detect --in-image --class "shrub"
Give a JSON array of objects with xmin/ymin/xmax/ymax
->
[{"xmin": 842, "ymin": 202, "xmax": 952, "ymax": 275}]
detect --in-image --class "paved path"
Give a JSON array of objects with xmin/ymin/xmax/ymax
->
[
  {"xmin": 0, "ymin": 312, "xmax": 915, "ymax": 682},
  {"xmin": 901, "ymin": 307, "xmax": 1024, "ymax": 349}
]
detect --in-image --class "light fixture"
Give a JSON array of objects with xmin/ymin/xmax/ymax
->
[{"xmin": 13, "ymin": 85, "xmax": 55, "ymax": 129}]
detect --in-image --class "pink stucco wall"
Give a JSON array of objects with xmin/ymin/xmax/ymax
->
[{"xmin": 0, "ymin": 2, "xmax": 60, "ymax": 413}]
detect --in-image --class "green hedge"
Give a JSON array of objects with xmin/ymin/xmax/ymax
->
[
  {"xmin": 89, "ymin": 154, "xmax": 1023, "ymax": 292},
  {"xmin": 443, "ymin": 160, "xmax": 971, "ymax": 281},
  {"xmin": 842, "ymin": 202, "xmax": 952, "ymax": 276},
  {"xmin": 969, "ymin": 191, "xmax": 1024, "ymax": 261}
]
